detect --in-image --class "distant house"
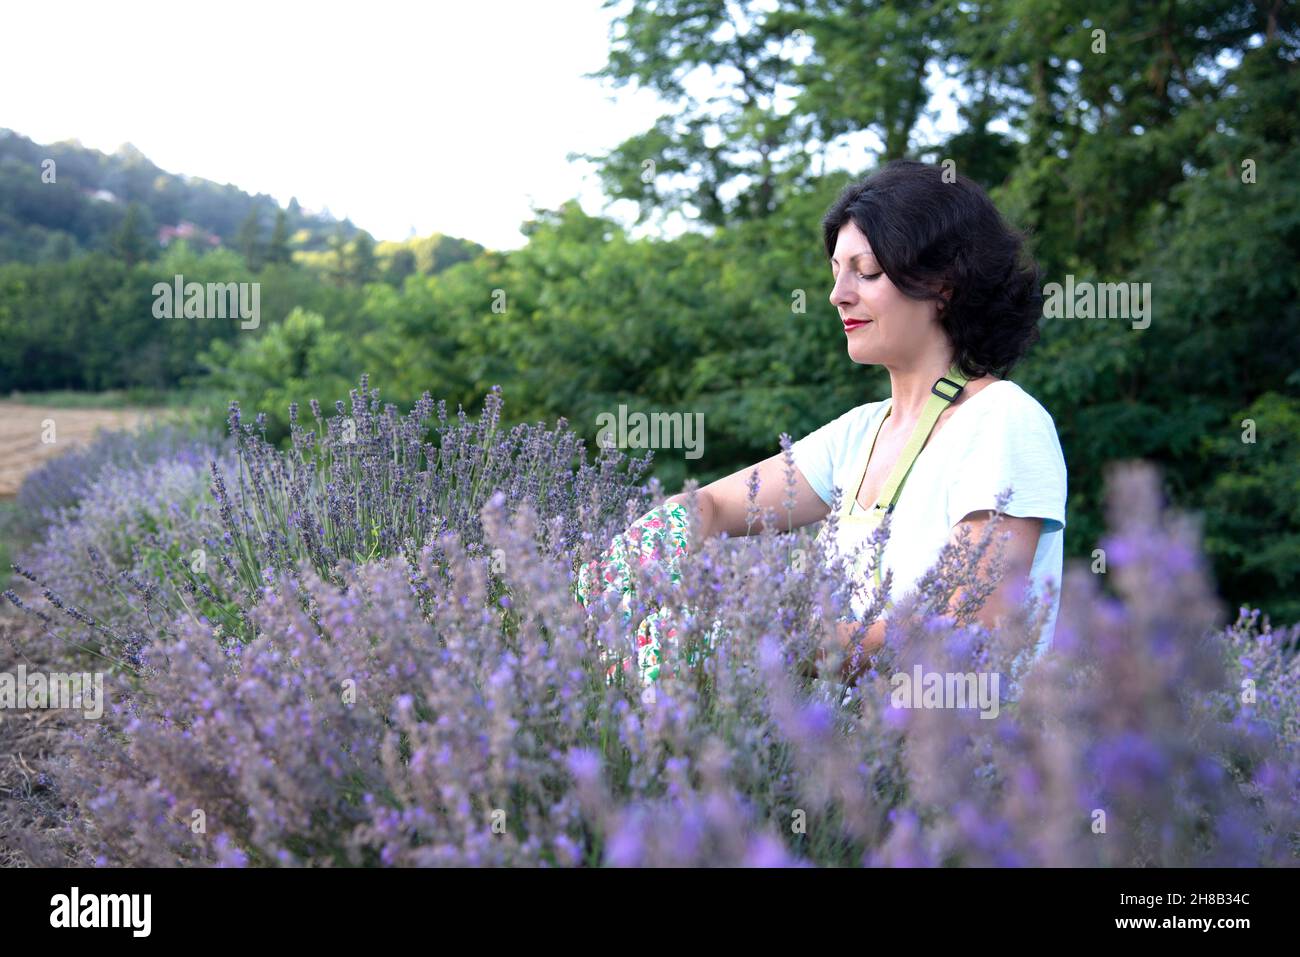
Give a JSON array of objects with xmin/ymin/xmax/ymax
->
[
  {"xmin": 86, "ymin": 188, "xmax": 120, "ymax": 203},
  {"xmin": 158, "ymin": 221, "xmax": 221, "ymax": 247}
]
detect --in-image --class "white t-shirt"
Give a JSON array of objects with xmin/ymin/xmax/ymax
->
[{"xmin": 790, "ymin": 378, "xmax": 1068, "ymax": 660}]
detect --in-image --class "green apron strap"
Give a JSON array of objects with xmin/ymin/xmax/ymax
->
[
  {"xmin": 873, "ymin": 363, "xmax": 969, "ymax": 512},
  {"xmin": 864, "ymin": 363, "xmax": 970, "ymax": 591}
]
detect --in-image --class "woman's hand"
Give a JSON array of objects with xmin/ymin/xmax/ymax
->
[
  {"xmin": 574, "ymin": 502, "xmax": 691, "ymax": 613},
  {"xmin": 834, "ymin": 618, "xmax": 887, "ymax": 681},
  {"xmin": 798, "ymin": 618, "xmax": 887, "ymax": 681}
]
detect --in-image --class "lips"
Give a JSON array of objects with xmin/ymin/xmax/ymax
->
[{"xmin": 843, "ymin": 318, "xmax": 872, "ymax": 331}]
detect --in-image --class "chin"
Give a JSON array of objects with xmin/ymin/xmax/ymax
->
[{"xmin": 847, "ymin": 344, "xmax": 883, "ymax": 365}]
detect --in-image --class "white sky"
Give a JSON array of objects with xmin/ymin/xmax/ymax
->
[{"xmin": 0, "ymin": 0, "xmax": 961, "ymax": 250}]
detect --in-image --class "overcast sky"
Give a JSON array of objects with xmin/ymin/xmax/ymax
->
[{"xmin": 0, "ymin": 0, "xmax": 960, "ymax": 250}]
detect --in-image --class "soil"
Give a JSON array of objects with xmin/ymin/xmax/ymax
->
[{"xmin": 0, "ymin": 402, "xmax": 153, "ymax": 497}]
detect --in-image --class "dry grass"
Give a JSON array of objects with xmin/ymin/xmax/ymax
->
[{"xmin": 0, "ymin": 402, "xmax": 154, "ymax": 498}]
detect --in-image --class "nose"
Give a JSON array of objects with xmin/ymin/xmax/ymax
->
[{"xmin": 829, "ymin": 272, "xmax": 856, "ymax": 309}]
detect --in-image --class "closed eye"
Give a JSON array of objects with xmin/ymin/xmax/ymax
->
[{"xmin": 859, "ymin": 272, "xmax": 881, "ymax": 281}]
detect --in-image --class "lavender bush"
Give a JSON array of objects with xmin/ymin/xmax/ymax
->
[
  {"xmin": 8, "ymin": 376, "xmax": 655, "ymax": 665},
  {"xmin": 210, "ymin": 374, "xmax": 652, "ymax": 593},
  {"xmin": 9, "ymin": 443, "xmax": 236, "ymax": 675},
  {"xmin": 13, "ymin": 422, "xmax": 221, "ymax": 540},
  {"xmin": 15, "ymin": 474, "xmax": 1300, "ymax": 864},
  {"xmin": 6, "ymin": 378, "xmax": 1298, "ymax": 867}
]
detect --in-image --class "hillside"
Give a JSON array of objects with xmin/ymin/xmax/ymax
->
[{"xmin": 0, "ymin": 128, "xmax": 359, "ymax": 263}]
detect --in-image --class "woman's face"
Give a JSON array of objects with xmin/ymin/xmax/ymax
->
[{"xmin": 828, "ymin": 220, "xmax": 941, "ymax": 367}]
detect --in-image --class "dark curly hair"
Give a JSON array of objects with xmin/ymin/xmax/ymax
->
[{"xmin": 821, "ymin": 159, "xmax": 1042, "ymax": 379}]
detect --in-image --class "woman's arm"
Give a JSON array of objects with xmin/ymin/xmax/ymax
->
[
  {"xmin": 947, "ymin": 510, "xmax": 1043, "ymax": 629},
  {"xmin": 664, "ymin": 451, "xmax": 831, "ymax": 540},
  {"xmin": 581, "ymin": 452, "xmax": 828, "ymax": 612},
  {"xmin": 825, "ymin": 511, "xmax": 1042, "ymax": 681}
]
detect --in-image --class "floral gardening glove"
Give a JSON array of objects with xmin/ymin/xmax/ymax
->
[
  {"xmin": 575, "ymin": 502, "xmax": 690, "ymax": 610},
  {"xmin": 574, "ymin": 502, "xmax": 692, "ymax": 689}
]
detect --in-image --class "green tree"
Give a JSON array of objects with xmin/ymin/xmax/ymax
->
[
  {"xmin": 385, "ymin": 247, "xmax": 417, "ymax": 286},
  {"xmin": 110, "ymin": 202, "xmax": 152, "ymax": 266},
  {"xmin": 577, "ymin": 0, "xmax": 814, "ymax": 228},
  {"xmin": 1202, "ymin": 392, "xmax": 1300, "ymax": 624},
  {"xmin": 199, "ymin": 307, "xmax": 354, "ymax": 443},
  {"xmin": 791, "ymin": 0, "xmax": 959, "ymax": 163},
  {"xmin": 329, "ymin": 224, "xmax": 349, "ymax": 287},
  {"xmin": 237, "ymin": 209, "xmax": 263, "ymax": 269},
  {"xmin": 349, "ymin": 231, "xmax": 377, "ymax": 284},
  {"xmin": 267, "ymin": 209, "xmax": 292, "ymax": 265}
]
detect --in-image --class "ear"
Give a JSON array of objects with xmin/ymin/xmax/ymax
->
[{"xmin": 935, "ymin": 283, "xmax": 953, "ymax": 314}]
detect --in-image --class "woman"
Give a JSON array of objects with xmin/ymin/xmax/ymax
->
[{"xmin": 580, "ymin": 159, "xmax": 1066, "ymax": 688}]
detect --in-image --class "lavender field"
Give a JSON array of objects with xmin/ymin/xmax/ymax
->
[{"xmin": 2, "ymin": 378, "xmax": 1298, "ymax": 867}]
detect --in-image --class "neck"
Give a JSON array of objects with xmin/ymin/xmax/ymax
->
[{"xmin": 883, "ymin": 351, "xmax": 961, "ymax": 425}]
